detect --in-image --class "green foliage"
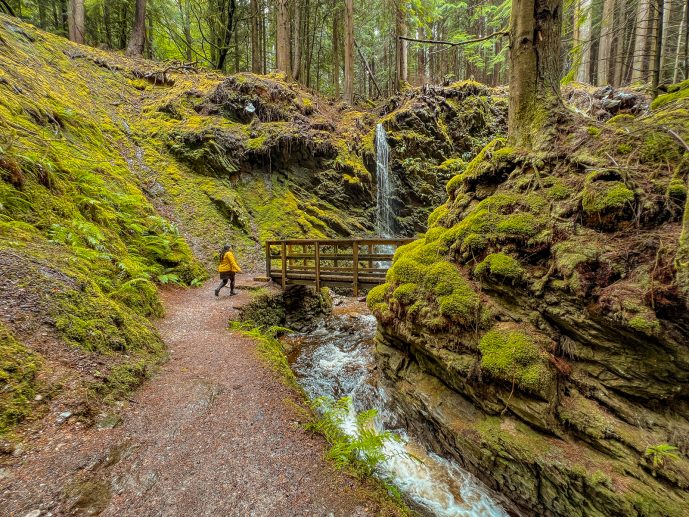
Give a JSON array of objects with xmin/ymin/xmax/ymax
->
[
  {"xmin": 229, "ymin": 321, "xmax": 298, "ymax": 390},
  {"xmin": 645, "ymin": 444, "xmax": 681, "ymax": 469},
  {"xmin": 111, "ymin": 278, "xmax": 164, "ymax": 318},
  {"xmin": 479, "ymin": 325, "xmax": 553, "ymax": 394},
  {"xmin": 306, "ymin": 396, "xmax": 401, "ymax": 492},
  {"xmin": 651, "ymin": 81, "xmax": 689, "ymax": 110},
  {"xmin": 91, "ymin": 359, "xmax": 152, "ymax": 404},
  {"xmin": 0, "ymin": 323, "xmax": 40, "ymax": 435}
]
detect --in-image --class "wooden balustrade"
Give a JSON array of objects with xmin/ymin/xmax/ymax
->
[{"xmin": 265, "ymin": 238, "xmax": 414, "ymax": 295}]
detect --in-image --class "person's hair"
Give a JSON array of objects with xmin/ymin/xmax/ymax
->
[{"xmin": 219, "ymin": 244, "xmax": 231, "ymax": 261}]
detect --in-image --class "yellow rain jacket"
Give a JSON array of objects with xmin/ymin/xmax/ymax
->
[{"xmin": 218, "ymin": 250, "xmax": 242, "ymax": 273}]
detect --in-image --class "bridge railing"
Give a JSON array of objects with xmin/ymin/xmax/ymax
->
[{"xmin": 265, "ymin": 238, "xmax": 414, "ymax": 295}]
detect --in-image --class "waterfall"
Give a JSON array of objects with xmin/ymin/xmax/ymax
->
[{"xmin": 375, "ymin": 123, "xmax": 394, "ymax": 237}]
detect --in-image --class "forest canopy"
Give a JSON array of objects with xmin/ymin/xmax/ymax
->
[{"xmin": 1, "ymin": 0, "xmax": 684, "ymax": 102}]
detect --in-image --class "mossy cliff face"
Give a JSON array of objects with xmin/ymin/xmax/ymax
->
[
  {"xmin": 373, "ymin": 81, "xmax": 507, "ymax": 234},
  {"xmin": 369, "ymin": 90, "xmax": 689, "ymax": 515}
]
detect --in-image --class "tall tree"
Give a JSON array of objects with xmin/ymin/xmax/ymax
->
[
  {"xmin": 632, "ymin": 0, "xmax": 652, "ymax": 82},
  {"xmin": 343, "ymin": 0, "xmax": 354, "ymax": 102},
  {"xmin": 250, "ymin": 0, "xmax": 261, "ymax": 73},
  {"xmin": 597, "ymin": 0, "xmax": 616, "ymax": 85},
  {"xmin": 395, "ymin": 0, "xmax": 407, "ymax": 89},
  {"xmin": 125, "ymin": 0, "xmax": 147, "ymax": 56},
  {"xmin": 574, "ymin": 0, "xmax": 591, "ymax": 82},
  {"xmin": 276, "ymin": 0, "xmax": 291, "ymax": 76},
  {"xmin": 332, "ymin": 1, "xmax": 340, "ymax": 97},
  {"xmin": 508, "ymin": 0, "xmax": 563, "ymax": 149},
  {"xmin": 68, "ymin": 0, "xmax": 84, "ymax": 44}
]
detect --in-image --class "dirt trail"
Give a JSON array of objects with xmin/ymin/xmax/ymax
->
[{"xmin": 1, "ymin": 278, "xmax": 398, "ymax": 516}]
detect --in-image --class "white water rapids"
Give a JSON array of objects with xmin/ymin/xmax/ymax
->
[{"xmin": 286, "ymin": 309, "xmax": 511, "ymax": 517}]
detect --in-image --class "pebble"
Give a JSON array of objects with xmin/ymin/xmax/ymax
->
[
  {"xmin": 56, "ymin": 411, "xmax": 72, "ymax": 424},
  {"xmin": 23, "ymin": 510, "xmax": 41, "ymax": 517},
  {"xmin": 34, "ymin": 394, "xmax": 43, "ymax": 401}
]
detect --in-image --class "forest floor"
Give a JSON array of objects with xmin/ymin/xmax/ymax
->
[{"xmin": 0, "ymin": 278, "xmax": 401, "ymax": 516}]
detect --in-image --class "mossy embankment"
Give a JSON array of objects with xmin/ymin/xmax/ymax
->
[{"xmin": 370, "ymin": 85, "xmax": 689, "ymax": 515}]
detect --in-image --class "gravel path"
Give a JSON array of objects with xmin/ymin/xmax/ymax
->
[{"xmin": 0, "ymin": 278, "xmax": 401, "ymax": 516}]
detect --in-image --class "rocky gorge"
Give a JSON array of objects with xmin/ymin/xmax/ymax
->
[{"xmin": 1, "ymin": 12, "xmax": 689, "ymax": 517}]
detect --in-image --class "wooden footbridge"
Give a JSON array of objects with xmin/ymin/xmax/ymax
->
[{"xmin": 265, "ymin": 239, "xmax": 414, "ymax": 295}]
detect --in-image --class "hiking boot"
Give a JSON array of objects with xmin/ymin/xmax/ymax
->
[
  {"xmin": 214, "ymin": 288, "xmax": 220, "ymax": 297},
  {"xmin": 230, "ymin": 291, "xmax": 237, "ymax": 296}
]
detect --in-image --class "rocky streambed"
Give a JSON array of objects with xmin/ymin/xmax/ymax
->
[{"xmin": 283, "ymin": 301, "xmax": 515, "ymax": 517}]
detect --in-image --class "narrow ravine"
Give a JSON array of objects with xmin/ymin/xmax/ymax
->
[{"xmin": 285, "ymin": 302, "xmax": 513, "ymax": 517}]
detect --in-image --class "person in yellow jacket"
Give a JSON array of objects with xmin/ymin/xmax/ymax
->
[{"xmin": 215, "ymin": 244, "xmax": 242, "ymax": 297}]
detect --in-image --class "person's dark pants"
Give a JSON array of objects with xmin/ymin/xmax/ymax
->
[{"xmin": 216, "ymin": 272, "xmax": 235, "ymax": 294}]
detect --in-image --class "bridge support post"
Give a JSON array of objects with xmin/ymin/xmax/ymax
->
[
  {"xmin": 280, "ymin": 242, "xmax": 287, "ymax": 288},
  {"xmin": 315, "ymin": 241, "xmax": 321, "ymax": 290},
  {"xmin": 265, "ymin": 242, "xmax": 271, "ymax": 280},
  {"xmin": 352, "ymin": 241, "xmax": 359, "ymax": 296}
]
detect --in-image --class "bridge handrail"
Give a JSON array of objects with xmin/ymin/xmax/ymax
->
[{"xmin": 265, "ymin": 238, "xmax": 414, "ymax": 295}]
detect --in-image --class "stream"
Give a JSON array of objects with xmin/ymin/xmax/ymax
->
[{"xmin": 284, "ymin": 302, "xmax": 511, "ymax": 517}]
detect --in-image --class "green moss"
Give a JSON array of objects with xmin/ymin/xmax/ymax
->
[
  {"xmin": 110, "ymin": 278, "xmax": 164, "ymax": 318},
  {"xmin": 366, "ymin": 283, "xmax": 390, "ymax": 314},
  {"xmin": 0, "ymin": 323, "xmax": 41, "ymax": 435},
  {"xmin": 445, "ymin": 138, "xmax": 512, "ymax": 197},
  {"xmin": 640, "ymin": 131, "xmax": 683, "ymax": 163},
  {"xmin": 616, "ymin": 143, "xmax": 633, "ymax": 155},
  {"xmin": 90, "ymin": 358, "xmax": 153, "ymax": 404},
  {"xmin": 607, "ymin": 114, "xmax": 636, "ymax": 125},
  {"xmin": 479, "ymin": 325, "xmax": 553, "ymax": 394},
  {"xmin": 582, "ymin": 180, "xmax": 635, "ymax": 214},
  {"xmin": 628, "ymin": 314, "xmax": 661, "ymax": 336},
  {"xmin": 427, "ymin": 204, "xmax": 449, "ymax": 228},
  {"xmin": 558, "ymin": 392, "xmax": 615, "ymax": 440},
  {"xmin": 474, "ymin": 252, "xmax": 524, "ymax": 281},
  {"xmin": 391, "ymin": 283, "xmax": 420, "ymax": 305},
  {"xmin": 587, "ymin": 126, "xmax": 601, "ymax": 137},
  {"xmin": 651, "ymin": 82, "xmax": 689, "ymax": 110}
]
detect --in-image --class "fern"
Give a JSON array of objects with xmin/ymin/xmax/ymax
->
[
  {"xmin": 645, "ymin": 443, "xmax": 681, "ymax": 469},
  {"xmin": 306, "ymin": 396, "xmax": 403, "ymax": 497}
]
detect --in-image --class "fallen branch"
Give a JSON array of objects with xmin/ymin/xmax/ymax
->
[
  {"xmin": 399, "ymin": 29, "xmax": 509, "ymax": 47},
  {"xmin": 664, "ymin": 127, "xmax": 689, "ymax": 152}
]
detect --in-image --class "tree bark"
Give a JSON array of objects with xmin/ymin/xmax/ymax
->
[
  {"xmin": 250, "ymin": 0, "xmax": 261, "ymax": 73},
  {"xmin": 276, "ymin": 0, "xmax": 291, "ymax": 77},
  {"xmin": 508, "ymin": 0, "xmax": 564, "ymax": 149},
  {"xmin": 674, "ymin": 0, "xmax": 687, "ymax": 82},
  {"xmin": 343, "ymin": 0, "xmax": 354, "ymax": 103},
  {"xmin": 597, "ymin": 0, "xmax": 616, "ymax": 85},
  {"xmin": 68, "ymin": 0, "xmax": 85, "ymax": 44},
  {"xmin": 659, "ymin": 0, "xmax": 672, "ymax": 81},
  {"xmin": 395, "ymin": 0, "xmax": 408, "ymax": 89},
  {"xmin": 632, "ymin": 0, "xmax": 652, "ymax": 82},
  {"xmin": 652, "ymin": 0, "xmax": 665, "ymax": 96},
  {"xmin": 292, "ymin": 0, "xmax": 302, "ymax": 80},
  {"xmin": 332, "ymin": 2, "xmax": 340, "ymax": 97},
  {"xmin": 575, "ymin": 0, "xmax": 592, "ymax": 82},
  {"xmin": 125, "ymin": 0, "xmax": 147, "ymax": 56}
]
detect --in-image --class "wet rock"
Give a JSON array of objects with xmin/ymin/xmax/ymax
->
[
  {"xmin": 56, "ymin": 411, "xmax": 72, "ymax": 424},
  {"xmin": 96, "ymin": 413, "xmax": 122, "ymax": 430}
]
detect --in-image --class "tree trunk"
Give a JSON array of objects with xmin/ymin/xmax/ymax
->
[
  {"xmin": 343, "ymin": 0, "xmax": 354, "ymax": 103},
  {"xmin": 652, "ymin": 0, "xmax": 665, "ymax": 95},
  {"xmin": 674, "ymin": 0, "xmax": 687, "ymax": 82},
  {"xmin": 508, "ymin": 0, "xmax": 564, "ymax": 149},
  {"xmin": 276, "ymin": 0, "xmax": 291, "ymax": 77},
  {"xmin": 575, "ymin": 0, "xmax": 591, "ymax": 82},
  {"xmin": 68, "ymin": 0, "xmax": 84, "ymax": 44},
  {"xmin": 632, "ymin": 0, "xmax": 652, "ymax": 82},
  {"xmin": 292, "ymin": 0, "xmax": 301, "ymax": 80},
  {"xmin": 395, "ymin": 0, "xmax": 407, "ymax": 89},
  {"xmin": 332, "ymin": 3, "xmax": 340, "ymax": 97},
  {"xmin": 250, "ymin": 0, "xmax": 261, "ymax": 72},
  {"xmin": 597, "ymin": 0, "xmax": 616, "ymax": 85},
  {"xmin": 659, "ymin": 0, "xmax": 672, "ymax": 81},
  {"xmin": 125, "ymin": 0, "xmax": 147, "ymax": 56}
]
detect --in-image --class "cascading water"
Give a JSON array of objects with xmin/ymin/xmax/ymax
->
[
  {"xmin": 286, "ymin": 307, "xmax": 514, "ymax": 517},
  {"xmin": 375, "ymin": 123, "xmax": 394, "ymax": 237}
]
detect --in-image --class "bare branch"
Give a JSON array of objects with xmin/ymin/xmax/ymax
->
[{"xmin": 399, "ymin": 29, "xmax": 509, "ymax": 47}]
